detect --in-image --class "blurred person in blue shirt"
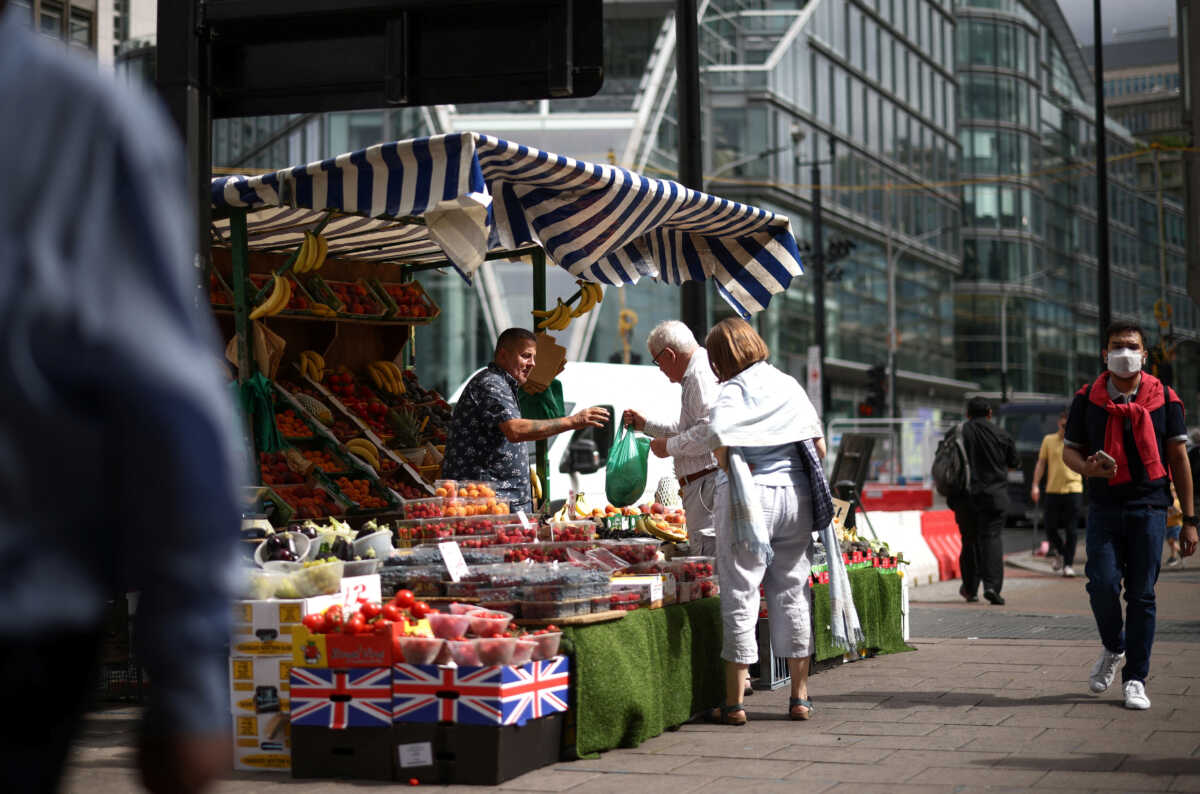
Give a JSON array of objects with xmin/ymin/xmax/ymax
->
[{"xmin": 0, "ymin": 4, "xmax": 245, "ymax": 791}]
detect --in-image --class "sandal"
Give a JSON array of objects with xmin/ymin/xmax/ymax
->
[
  {"xmin": 703, "ymin": 703, "xmax": 747, "ymax": 726},
  {"xmin": 789, "ymin": 697, "xmax": 814, "ymax": 721}
]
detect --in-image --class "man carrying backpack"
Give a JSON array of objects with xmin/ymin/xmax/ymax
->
[{"xmin": 948, "ymin": 397, "xmax": 1020, "ymax": 605}]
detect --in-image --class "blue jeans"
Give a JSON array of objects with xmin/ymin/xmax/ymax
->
[{"xmin": 1084, "ymin": 505, "xmax": 1166, "ymax": 683}]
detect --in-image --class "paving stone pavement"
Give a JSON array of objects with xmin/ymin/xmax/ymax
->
[
  {"xmin": 63, "ymin": 636, "xmax": 1200, "ymax": 793},
  {"xmin": 62, "ymin": 546, "xmax": 1199, "ymax": 792}
]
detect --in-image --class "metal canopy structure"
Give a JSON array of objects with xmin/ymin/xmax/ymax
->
[{"xmin": 211, "ymin": 132, "xmax": 806, "ymax": 317}]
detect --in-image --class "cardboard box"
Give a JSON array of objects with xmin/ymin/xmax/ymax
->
[
  {"xmin": 289, "ymin": 666, "xmax": 394, "ymax": 729},
  {"xmin": 392, "ymin": 656, "xmax": 569, "ymax": 726},
  {"xmin": 291, "ymin": 617, "xmax": 432, "ymax": 668},
  {"xmin": 393, "ymin": 713, "xmax": 564, "ymax": 785},
  {"xmin": 229, "ymin": 656, "xmax": 293, "ymax": 715},
  {"xmin": 231, "ymin": 575, "xmax": 382, "ymax": 655},
  {"xmin": 232, "ymin": 713, "xmax": 291, "ymax": 772},
  {"xmin": 611, "ymin": 574, "xmax": 664, "ymax": 609},
  {"xmin": 291, "ymin": 726, "xmax": 393, "ymax": 781}
]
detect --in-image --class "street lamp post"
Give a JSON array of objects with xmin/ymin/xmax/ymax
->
[
  {"xmin": 884, "ymin": 190, "xmax": 945, "ymax": 420},
  {"xmin": 794, "ymin": 133, "xmax": 836, "ymax": 416}
]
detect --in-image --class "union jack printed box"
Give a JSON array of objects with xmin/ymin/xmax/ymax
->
[
  {"xmin": 289, "ymin": 666, "xmax": 394, "ymax": 730},
  {"xmin": 391, "ymin": 656, "xmax": 569, "ymax": 726}
]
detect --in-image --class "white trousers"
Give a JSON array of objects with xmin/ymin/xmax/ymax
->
[{"xmin": 714, "ymin": 475, "xmax": 814, "ymax": 664}]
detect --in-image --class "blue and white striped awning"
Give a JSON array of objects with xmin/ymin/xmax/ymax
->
[{"xmin": 211, "ymin": 132, "xmax": 804, "ymax": 315}]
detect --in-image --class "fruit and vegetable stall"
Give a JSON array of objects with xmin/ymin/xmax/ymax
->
[{"xmin": 208, "ymin": 132, "xmax": 898, "ymax": 782}]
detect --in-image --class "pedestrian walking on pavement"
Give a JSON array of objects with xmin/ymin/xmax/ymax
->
[
  {"xmin": 1031, "ymin": 410, "xmax": 1084, "ymax": 577},
  {"xmin": 1063, "ymin": 322, "xmax": 1199, "ymax": 710},
  {"xmin": 0, "ymin": 3, "xmax": 248, "ymax": 791},
  {"xmin": 948, "ymin": 397, "xmax": 1020, "ymax": 606}
]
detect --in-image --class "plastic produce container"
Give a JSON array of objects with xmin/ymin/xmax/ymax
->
[
  {"xmin": 473, "ymin": 636, "xmax": 517, "ymax": 666},
  {"xmin": 529, "ymin": 631, "xmax": 562, "ymax": 660},
  {"xmin": 466, "ymin": 609, "xmax": 512, "ymax": 636},
  {"xmin": 510, "ymin": 638, "xmax": 537, "ymax": 666},
  {"xmin": 426, "ymin": 612, "xmax": 472, "ymax": 640},
  {"xmin": 397, "ymin": 635, "xmax": 446, "ymax": 665}
]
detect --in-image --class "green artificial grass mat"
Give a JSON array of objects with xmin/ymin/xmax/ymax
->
[
  {"xmin": 812, "ymin": 567, "xmax": 913, "ymax": 661},
  {"xmin": 560, "ymin": 599, "xmax": 724, "ymax": 757},
  {"xmin": 558, "ymin": 570, "xmax": 910, "ymax": 756}
]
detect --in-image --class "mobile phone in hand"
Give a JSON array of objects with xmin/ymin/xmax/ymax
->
[{"xmin": 1094, "ymin": 450, "xmax": 1117, "ymax": 469}]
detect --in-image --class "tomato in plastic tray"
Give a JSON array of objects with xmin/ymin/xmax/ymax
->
[{"xmin": 520, "ymin": 599, "xmax": 591, "ymax": 620}]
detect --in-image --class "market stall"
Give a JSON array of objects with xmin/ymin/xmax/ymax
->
[{"xmin": 210, "ymin": 132, "xmax": 903, "ymax": 782}]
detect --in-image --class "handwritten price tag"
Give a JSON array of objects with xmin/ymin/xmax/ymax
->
[
  {"xmin": 439, "ymin": 541, "xmax": 470, "ymax": 583},
  {"xmin": 517, "ymin": 510, "xmax": 533, "ymax": 531}
]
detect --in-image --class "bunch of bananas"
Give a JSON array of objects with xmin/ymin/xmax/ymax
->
[
  {"xmin": 298, "ymin": 350, "xmax": 326, "ymax": 381},
  {"xmin": 367, "ymin": 360, "xmax": 406, "ymax": 396},
  {"xmin": 345, "ymin": 438, "xmax": 381, "ymax": 472},
  {"xmin": 292, "ymin": 231, "xmax": 329, "ymax": 274},
  {"xmin": 249, "ymin": 274, "xmax": 291, "ymax": 320},
  {"xmin": 530, "ymin": 464, "xmax": 543, "ymax": 503},
  {"xmin": 532, "ymin": 280, "xmax": 603, "ymax": 331}
]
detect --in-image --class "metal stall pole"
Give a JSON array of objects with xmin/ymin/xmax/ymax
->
[
  {"xmin": 532, "ymin": 248, "xmax": 550, "ymax": 508},
  {"xmin": 230, "ymin": 208, "xmax": 252, "ymax": 384}
]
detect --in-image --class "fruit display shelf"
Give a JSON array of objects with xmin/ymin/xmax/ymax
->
[
  {"xmin": 366, "ymin": 277, "xmax": 441, "ymax": 325},
  {"xmin": 303, "ymin": 275, "xmax": 391, "ymax": 322}
]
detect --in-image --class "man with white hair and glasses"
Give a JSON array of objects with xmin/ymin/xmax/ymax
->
[{"xmin": 623, "ymin": 321, "xmax": 720, "ymax": 556}]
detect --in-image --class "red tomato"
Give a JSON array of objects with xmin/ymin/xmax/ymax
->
[
  {"xmin": 410, "ymin": 601, "xmax": 431, "ymax": 619},
  {"xmin": 360, "ymin": 602, "xmax": 382, "ymax": 620},
  {"xmin": 392, "ymin": 590, "xmax": 415, "ymax": 609},
  {"xmin": 382, "ymin": 603, "xmax": 404, "ymax": 622},
  {"xmin": 323, "ymin": 605, "xmax": 344, "ymax": 628},
  {"xmin": 344, "ymin": 614, "xmax": 367, "ymax": 635},
  {"xmin": 372, "ymin": 618, "xmax": 395, "ymax": 636},
  {"xmin": 301, "ymin": 613, "xmax": 327, "ymax": 634}
]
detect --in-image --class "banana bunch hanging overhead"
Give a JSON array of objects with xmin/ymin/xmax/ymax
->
[
  {"xmin": 292, "ymin": 230, "xmax": 329, "ymax": 274},
  {"xmin": 248, "ymin": 274, "xmax": 291, "ymax": 320},
  {"xmin": 532, "ymin": 280, "xmax": 603, "ymax": 331},
  {"xmin": 298, "ymin": 350, "xmax": 325, "ymax": 381}
]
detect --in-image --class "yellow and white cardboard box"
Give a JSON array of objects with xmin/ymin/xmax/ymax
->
[
  {"xmin": 230, "ymin": 574, "xmax": 382, "ymax": 656},
  {"xmin": 229, "ymin": 656, "xmax": 293, "ymax": 716},
  {"xmin": 232, "ymin": 712, "xmax": 291, "ymax": 772}
]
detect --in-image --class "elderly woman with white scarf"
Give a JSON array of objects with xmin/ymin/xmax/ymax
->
[{"xmin": 698, "ymin": 318, "xmax": 861, "ymax": 726}]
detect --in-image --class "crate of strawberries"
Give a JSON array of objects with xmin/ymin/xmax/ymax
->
[
  {"xmin": 306, "ymin": 276, "xmax": 389, "ymax": 321},
  {"xmin": 321, "ymin": 371, "xmax": 393, "ymax": 439},
  {"xmin": 368, "ymin": 278, "xmax": 441, "ymax": 324}
]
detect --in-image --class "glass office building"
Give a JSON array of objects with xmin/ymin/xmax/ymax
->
[
  {"xmin": 954, "ymin": 0, "xmax": 1196, "ymax": 412},
  {"xmin": 202, "ymin": 0, "xmax": 1196, "ymax": 414}
]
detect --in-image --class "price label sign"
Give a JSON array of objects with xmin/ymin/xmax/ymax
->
[
  {"xmin": 397, "ymin": 741, "xmax": 433, "ymax": 768},
  {"xmin": 517, "ymin": 510, "xmax": 533, "ymax": 531},
  {"xmin": 439, "ymin": 541, "xmax": 470, "ymax": 582},
  {"xmin": 830, "ymin": 498, "xmax": 851, "ymax": 531}
]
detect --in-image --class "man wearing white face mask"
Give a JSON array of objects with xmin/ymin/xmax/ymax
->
[{"xmin": 1063, "ymin": 322, "xmax": 1198, "ymax": 711}]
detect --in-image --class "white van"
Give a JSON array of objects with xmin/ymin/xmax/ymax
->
[{"xmin": 449, "ymin": 361, "xmax": 683, "ymax": 508}]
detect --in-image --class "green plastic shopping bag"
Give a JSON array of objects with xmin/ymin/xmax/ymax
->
[{"xmin": 605, "ymin": 425, "xmax": 651, "ymax": 507}]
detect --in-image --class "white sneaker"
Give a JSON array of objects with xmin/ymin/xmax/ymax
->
[
  {"xmin": 1123, "ymin": 679, "xmax": 1151, "ymax": 709},
  {"xmin": 1089, "ymin": 649, "xmax": 1125, "ymax": 693},
  {"xmin": 1062, "ymin": 566, "xmax": 1076, "ymax": 578}
]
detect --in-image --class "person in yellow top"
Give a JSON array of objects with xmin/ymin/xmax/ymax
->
[{"xmin": 1031, "ymin": 410, "xmax": 1085, "ymax": 576}]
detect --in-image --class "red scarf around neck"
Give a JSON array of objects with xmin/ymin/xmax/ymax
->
[{"xmin": 1083, "ymin": 371, "xmax": 1179, "ymax": 485}]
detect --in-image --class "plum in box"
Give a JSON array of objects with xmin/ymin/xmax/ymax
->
[{"xmin": 392, "ymin": 656, "xmax": 569, "ymax": 726}]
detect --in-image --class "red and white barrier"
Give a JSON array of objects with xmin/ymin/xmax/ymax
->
[{"xmin": 857, "ymin": 508, "xmax": 962, "ymax": 587}]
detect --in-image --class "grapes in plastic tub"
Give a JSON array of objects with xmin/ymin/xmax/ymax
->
[
  {"xmin": 473, "ymin": 636, "xmax": 517, "ymax": 666},
  {"xmin": 446, "ymin": 638, "xmax": 480, "ymax": 666},
  {"xmin": 467, "ymin": 609, "xmax": 512, "ymax": 636},
  {"xmin": 529, "ymin": 631, "xmax": 562, "ymax": 660},
  {"xmin": 426, "ymin": 611, "xmax": 472, "ymax": 640},
  {"xmin": 293, "ymin": 560, "xmax": 344, "ymax": 597},
  {"xmin": 398, "ymin": 635, "xmax": 445, "ymax": 665},
  {"xmin": 510, "ymin": 638, "xmax": 537, "ymax": 666}
]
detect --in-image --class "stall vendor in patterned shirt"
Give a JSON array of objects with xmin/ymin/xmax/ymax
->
[{"xmin": 442, "ymin": 328, "xmax": 609, "ymax": 514}]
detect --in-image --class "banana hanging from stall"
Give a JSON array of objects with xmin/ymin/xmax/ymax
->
[
  {"xmin": 292, "ymin": 233, "xmax": 314, "ymax": 274},
  {"xmin": 311, "ymin": 233, "xmax": 329, "ymax": 271},
  {"xmin": 569, "ymin": 281, "xmax": 603, "ymax": 318},
  {"xmin": 249, "ymin": 274, "xmax": 290, "ymax": 320},
  {"xmin": 367, "ymin": 360, "xmax": 407, "ymax": 395},
  {"xmin": 533, "ymin": 299, "xmax": 572, "ymax": 332},
  {"xmin": 530, "ymin": 464, "xmax": 543, "ymax": 502}
]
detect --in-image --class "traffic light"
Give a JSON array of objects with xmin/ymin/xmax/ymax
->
[
  {"xmin": 826, "ymin": 238, "xmax": 857, "ymax": 265},
  {"xmin": 863, "ymin": 363, "xmax": 887, "ymax": 418}
]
